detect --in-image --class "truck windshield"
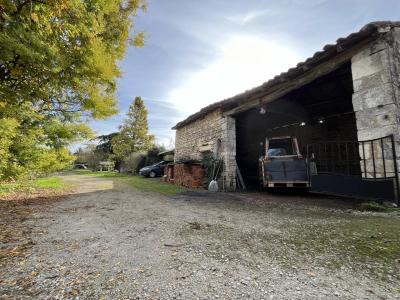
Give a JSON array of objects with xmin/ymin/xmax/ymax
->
[{"xmin": 267, "ymin": 138, "xmax": 294, "ymax": 157}]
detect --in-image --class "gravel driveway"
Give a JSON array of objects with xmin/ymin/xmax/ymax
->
[{"xmin": 1, "ymin": 174, "xmax": 399, "ymax": 299}]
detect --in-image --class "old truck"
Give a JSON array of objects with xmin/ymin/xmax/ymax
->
[
  {"xmin": 258, "ymin": 135, "xmax": 399, "ymax": 205},
  {"xmin": 259, "ymin": 136, "xmax": 310, "ymax": 188}
]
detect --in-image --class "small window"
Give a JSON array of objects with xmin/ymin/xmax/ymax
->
[{"xmin": 267, "ymin": 138, "xmax": 295, "ymax": 157}]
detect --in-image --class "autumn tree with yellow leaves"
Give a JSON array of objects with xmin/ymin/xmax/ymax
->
[{"xmin": 0, "ymin": 0, "xmax": 146, "ymax": 179}]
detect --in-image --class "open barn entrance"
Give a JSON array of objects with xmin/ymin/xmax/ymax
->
[{"xmin": 235, "ymin": 63, "xmax": 358, "ymax": 189}]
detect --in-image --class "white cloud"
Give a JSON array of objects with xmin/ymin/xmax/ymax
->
[
  {"xmin": 226, "ymin": 10, "xmax": 278, "ymax": 25},
  {"xmin": 290, "ymin": 0, "xmax": 329, "ymax": 6},
  {"xmin": 167, "ymin": 35, "xmax": 302, "ymax": 117}
]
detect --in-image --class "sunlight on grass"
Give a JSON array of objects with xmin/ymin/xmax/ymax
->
[
  {"xmin": 35, "ymin": 177, "xmax": 64, "ymax": 189},
  {"xmin": 0, "ymin": 176, "xmax": 66, "ymax": 197},
  {"xmin": 125, "ymin": 176, "xmax": 189, "ymax": 196},
  {"xmin": 78, "ymin": 171, "xmax": 189, "ymax": 195},
  {"xmin": 0, "ymin": 182, "xmax": 22, "ymax": 196},
  {"xmin": 80, "ymin": 171, "xmax": 127, "ymax": 178}
]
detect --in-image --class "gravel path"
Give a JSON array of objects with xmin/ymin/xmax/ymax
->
[{"xmin": 1, "ymin": 174, "xmax": 399, "ymax": 299}]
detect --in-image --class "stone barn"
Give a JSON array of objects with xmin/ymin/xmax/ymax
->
[{"xmin": 172, "ymin": 21, "xmax": 400, "ymax": 204}]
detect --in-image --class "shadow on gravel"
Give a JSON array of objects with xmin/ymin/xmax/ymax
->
[{"xmin": 177, "ymin": 189, "xmax": 363, "ymax": 211}]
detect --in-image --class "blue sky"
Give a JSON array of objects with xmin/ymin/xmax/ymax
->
[{"xmin": 89, "ymin": 0, "xmax": 400, "ymax": 148}]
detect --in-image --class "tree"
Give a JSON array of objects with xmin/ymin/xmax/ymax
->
[
  {"xmin": 121, "ymin": 152, "xmax": 146, "ymax": 173},
  {"xmin": 112, "ymin": 97, "xmax": 155, "ymax": 160},
  {"xmin": 95, "ymin": 132, "xmax": 121, "ymax": 170},
  {"xmin": 95, "ymin": 133, "xmax": 119, "ymax": 155},
  {"xmin": 74, "ymin": 144, "xmax": 108, "ymax": 171},
  {"xmin": 0, "ymin": 0, "xmax": 146, "ymax": 179},
  {"xmin": 1, "ymin": 0, "xmax": 146, "ymax": 118},
  {"xmin": 0, "ymin": 103, "xmax": 78, "ymax": 178},
  {"xmin": 145, "ymin": 145, "xmax": 166, "ymax": 165}
]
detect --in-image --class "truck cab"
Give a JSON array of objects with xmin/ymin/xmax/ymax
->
[{"xmin": 260, "ymin": 136, "xmax": 309, "ymax": 188}]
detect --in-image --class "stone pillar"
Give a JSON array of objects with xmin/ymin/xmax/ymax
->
[
  {"xmin": 221, "ymin": 116, "xmax": 237, "ymax": 190},
  {"xmin": 351, "ymin": 28, "xmax": 400, "ymax": 178}
]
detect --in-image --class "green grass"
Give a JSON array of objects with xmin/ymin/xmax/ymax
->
[
  {"xmin": 78, "ymin": 170, "xmax": 189, "ymax": 195},
  {"xmin": 287, "ymin": 215, "xmax": 399, "ymax": 259},
  {"xmin": 0, "ymin": 182, "xmax": 23, "ymax": 196},
  {"xmin": 275, "ymin": 210, "xmax": 400, "ymax": 278},
  {"xmin": 79, "ymin": 170, "xmax": 127, "ymax": 178},
  {"xmin": 360, "ymin": 201, "xmax": 388, "ymax": 212},
  {"xmin": 68, "ymin": 169, "xmax": 93, "ymax": 174},
  {"xmin": 35, "ymin": 177, "xmax": 64, "ymax": 189},
  {"xmin": 125, "ymin": 176, "xmax": 189, "ymax": 195},
  {"xmin": 0, "ymin": 176, "xmax": 66, "ymax": 197}
]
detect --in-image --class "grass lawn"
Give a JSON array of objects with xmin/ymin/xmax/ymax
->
[
  {"xmin": 0, "ymin": 176, "xmax": 66, "ymax": 197},
  {"xmin": 35, "ymin": 177, "xmax": 64, "ymax": 189},
  {"xmin": 77, "ymin": 170, "xmax": 189, "ymax": 195}
]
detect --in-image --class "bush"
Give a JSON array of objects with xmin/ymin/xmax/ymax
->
[
  {"xmin": 0, "ymin": 118, "xmax": 75, "ymax": 179},
  {"xmin": 145, "ymin": 145, "xmax": 166, "ymax": 166},
  {"xmin": 201, "ymin": 151, "xmax": 223, "ymax": 186},
  {"xmin": 360, "ymin": 201, "xmax": 388, "ymax": 212},
  {"xmin": 121, "ymin": 152, "xmax": 146, "ymax": 174},
  {"xmin": 118, "ymin": 146, "xmax": 167, "ymax": 174},
  {"xmin": 74, "ymin": 145, "xmax": 108, "ymax": 171}
]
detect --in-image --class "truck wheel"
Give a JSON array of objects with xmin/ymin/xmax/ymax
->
[{"xmin": 149, "ymin": 171, "xmax": 156, "ymax": 178}]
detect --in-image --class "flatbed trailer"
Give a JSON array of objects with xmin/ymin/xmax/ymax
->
[{"xmin": 260, "ymin": 136, "xmax": 309, "ymax": 188}]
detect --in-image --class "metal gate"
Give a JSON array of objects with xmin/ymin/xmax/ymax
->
[{"xmin": 307, "ymin": 135, "xmax": 399, "ymax": 204}]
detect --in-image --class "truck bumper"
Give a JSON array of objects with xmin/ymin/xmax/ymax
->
[{"xmin": 265, "ymin": 181, "xmax": 309, "ymax": 188}]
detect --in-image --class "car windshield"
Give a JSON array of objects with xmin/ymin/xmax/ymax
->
[{"xmin": 267, "ymin": 138, "xmax": 294, "ymax": 157}]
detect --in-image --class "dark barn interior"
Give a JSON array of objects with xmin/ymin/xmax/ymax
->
[{"xmin": 235, "ymin": 63, "xmax": 359, "ymax": 188}]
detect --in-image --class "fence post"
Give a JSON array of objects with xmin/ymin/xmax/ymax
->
[{"xmin": 390, "ymin": 135, "xmax": 400, "ymax": 205}]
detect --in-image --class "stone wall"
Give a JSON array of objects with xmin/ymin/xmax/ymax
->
[
  {"xmin": 220, "ymin": 116, "xmax": 236, "ymax": 189},
  {"xmin": 175, "ymin": 110, "xmax": 223, "ymax": 161},
  {"xmin": 174, "ymin": 109, "xmax": 237, "ymax": 190},
  {"xmin": 351, "ymin": 27, "xmax": 400, "ymax": 178}
]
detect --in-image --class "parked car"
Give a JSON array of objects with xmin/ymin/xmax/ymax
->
[
  {"xmin": 139, "ymin": 161, "xmax": 172, "ymax": 178},
  {"xmin": 74, "ymin": 163, "xmax": 88, "ymax": 169}
]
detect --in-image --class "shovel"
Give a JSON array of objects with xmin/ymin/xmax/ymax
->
[{"xmin": 208, "ymin": 159, "xmax": 221, "ymax": 192}]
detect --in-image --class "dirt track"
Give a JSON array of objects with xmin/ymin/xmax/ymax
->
[{"xmin": 1, "ymin": 174, "xmax": 399, "ymax": 299}]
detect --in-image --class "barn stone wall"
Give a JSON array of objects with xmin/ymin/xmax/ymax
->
[
  {"xmin": 351, "ymin": 27, "xmax": 400, "ymax": 177},
  {"xmin": 174, "ymin": 27, "xmax": 400, "ymax": 189},
  {"xmin": 174, "ymin": 110, "xmax": 237, "ymax": 190}
]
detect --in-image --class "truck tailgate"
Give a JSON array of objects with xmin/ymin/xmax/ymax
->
[{"xmin": 264, "ymin": 159, "xmax": 308, "ymax": 182}]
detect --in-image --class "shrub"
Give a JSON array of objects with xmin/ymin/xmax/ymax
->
[
  {"xmin": 121, "ymin": 152, "xmax": 146, "ymax": 174},
  {"xmin": 145, "ymin": 145, "xmax": 166, "ymax": 166},
  {"xmin": 360, "ymin": 201, "xmax": 388, "ymax": 212},
  {"xmin": 201, "ymin": 151, "xmax": 223, "ymax": 186}
]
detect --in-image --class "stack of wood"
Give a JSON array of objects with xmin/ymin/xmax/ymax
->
[{"xmin": 173, "ymin": 163, "xmax": 205, "ymax": 188}]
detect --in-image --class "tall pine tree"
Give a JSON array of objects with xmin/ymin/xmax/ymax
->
[{"xmin": 112, "ymin": 97, "xmax": 155, "ymax": 158}]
